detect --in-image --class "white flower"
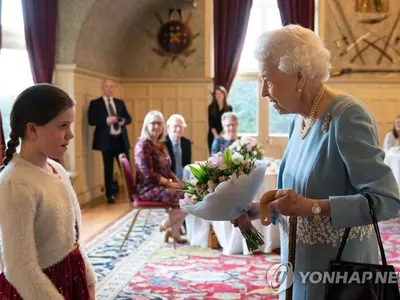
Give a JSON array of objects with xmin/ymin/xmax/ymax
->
[
  {"xmin": 232, "ymin": 152, "xmax": 244, "ymax": 164},
  {"xmin": 252, "ymin": 150, "xmax": 257, "ymax": 156},
  {"xmin": 190, "ymin": 178, "xmax": 199, "ymax": 185},
  {"xmin": 207, "ymin": 179, "xmax": 217, "ymax": 190},
  {"xmin": 230, "ymin": 141, "xmax": 239, "ymax": 149},
  {"xmin": 191, "ymin": 163, "xmax": 201, "ymax": 169}
]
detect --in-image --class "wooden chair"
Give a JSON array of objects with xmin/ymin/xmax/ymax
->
[{"xmin": 118, "ymin": 153, "xmax": 176, "ymax": 249}]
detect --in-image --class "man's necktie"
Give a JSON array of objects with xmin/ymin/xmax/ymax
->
[
  {"xmin": 107, "ymin": 98, "xmax": 119, "ymax": 131},
  {"xmin": 174, "ymin": 143, "xmax": 183, "ymax": 180}
]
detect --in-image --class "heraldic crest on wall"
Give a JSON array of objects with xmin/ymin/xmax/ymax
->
[{"xmin": 149, "ymin": 9, "xmax": 200, "ymax": 69}]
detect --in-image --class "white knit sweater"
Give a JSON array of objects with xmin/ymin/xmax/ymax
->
[{"xmin": 0, "ymin": 155, "xmax": 96, "ymax": 299}]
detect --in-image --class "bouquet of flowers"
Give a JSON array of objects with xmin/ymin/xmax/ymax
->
[
  {"xmin": 179, "ymin": 149, "xmax": 268, "ymax": 251},
  {"xmin": 229, "ymin": 136, "xmax": 264, "ymax": 160}
]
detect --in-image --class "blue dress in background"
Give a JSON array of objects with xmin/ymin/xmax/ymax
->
[{"xmin": 277, "ymin": 94, "xmax": 400, "ymax": 299}]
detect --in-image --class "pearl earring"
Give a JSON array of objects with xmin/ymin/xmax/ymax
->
[{"xmin": 297, "ymin": 88, "xmax": 302, "ymax": 92}]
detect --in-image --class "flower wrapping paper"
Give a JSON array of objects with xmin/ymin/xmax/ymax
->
[{"xmin": 180, "ymin": 161, "xmax": 268, "ymax": 221}]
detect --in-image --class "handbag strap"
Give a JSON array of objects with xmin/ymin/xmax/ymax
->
[{"xmin": 335, "ymin": 193, "xmax": 387, "ymax": 266}]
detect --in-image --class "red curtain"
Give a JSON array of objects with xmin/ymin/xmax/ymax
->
[
  {"xmin": 213, "ymin": 0, "xmax": 253, "ymax": 93},
  {"xmin": 21, "ymin": 0, "xmax": 57, "ymax": 83},
  {"xmin": 277, "ymin": 0, "xmax": 315, "ymax": 30}
]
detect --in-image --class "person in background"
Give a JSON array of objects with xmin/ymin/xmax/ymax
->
[
  {"xmin": 88, "ymin": 79, "xmax": 132, "ymax": 204},
  {"xmin": 207, "ymin": 86, "xmax": 232, "ymax": 154},
  {"xmin": 211, "ymin": 112, "xmax": 239, "ymax": 154},
  {"xmin": 0, "ymin": 84, "xmax": 96, "ymax": 300},
  {"xmin": 165, "ymin": 114, "xmax": 192, "ymax": 180},
  {"xmin": 134, "ymin": 111, "xmax": 187, "ymax": 244},
  {"xmin": 383, "ymin": 115, "xmax": 400, "ymax": 151}
]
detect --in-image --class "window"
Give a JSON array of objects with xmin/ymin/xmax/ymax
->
[
  {"xmin": 230, "ymin": 0, "xmax": 292, "ymax": 137},
  {"xmin": 0, "ymin": 0, "xmax": 33, "ymax": 141},
  {"xmin": 230, "ymin": 78, "xmax": 258, "ymax": 135}
]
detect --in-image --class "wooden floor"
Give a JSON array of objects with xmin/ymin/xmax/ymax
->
[{"xmin": 81, "ymin": 192, "xmax": 131, "ymax": 242}]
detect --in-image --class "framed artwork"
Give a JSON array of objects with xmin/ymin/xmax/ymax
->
[{"xmin": 323, "ymin": 0, "xmax": 400, "ymax": 76}]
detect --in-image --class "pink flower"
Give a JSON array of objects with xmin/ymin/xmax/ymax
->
[
  {"xmin": 245, "ymin": 144, "xmax": 253, "ymax": 152},
  {"xmin": 207, "ymin": 152, "xmax": 224, "ymax": 168},
  {"xmin": 218, "ymin": 176, "xmax": 227, "ymax": 182}
]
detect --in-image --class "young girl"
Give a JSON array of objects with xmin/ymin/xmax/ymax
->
[{"xmin": 0, "ymin": 84, "xmax": 96, "ymax": 299}]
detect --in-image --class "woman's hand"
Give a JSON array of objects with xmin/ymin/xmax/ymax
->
[
  {"xmin": 88, "ymin": 284, "xmax": 95, "ymax": 300},
  {"xmin": 168, "ymin": 181, "xmax": 184, "ymax": 189},
  {"xmin": 267, "ymin": 189, "xmax": 312, "ymax": 216}
]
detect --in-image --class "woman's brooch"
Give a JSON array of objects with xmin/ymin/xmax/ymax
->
[{"xmin": 321, "ymin": 113, "xmax": 332, "ymax": 133}]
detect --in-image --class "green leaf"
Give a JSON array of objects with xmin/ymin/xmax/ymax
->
[
  {"xmin": 189, "ymin": 165, "xmax": 207, "ymax": 181},
  {"xmin": 179, "ymin": 189, "xmax": 195, "ymax": 194},
  {"xmin": 224, "ymin": 148, "xmax": 233, "ymax": 168}
]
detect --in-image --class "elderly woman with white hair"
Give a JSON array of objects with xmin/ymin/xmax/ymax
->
[
  {"xmin": 253, "ymin": 25, "xmax": 400, "ymax": 299},
  {"xmin": 134, "ymin": 111, "xmax": 187, "ymax": 244},
  {"xmin": 211, "ymin": 111, "xmax": 239, "ymax": 154}
]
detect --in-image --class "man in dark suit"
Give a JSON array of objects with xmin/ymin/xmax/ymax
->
[
  {"xmin": 165, "ymin": 114, "xmax": 192, "ymax": 180},
  {"xmin": 88, "ymin": 79, "xmax": 132, "ymax": 204}
]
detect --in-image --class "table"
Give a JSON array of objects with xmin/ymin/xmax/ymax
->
[
  {"xmin": 183, "ymin": 165, "xmax": 280, "ymax": 255},
  {"xmin": 384, "ymin": 150, "xmax": 400, "ymax": 188}
]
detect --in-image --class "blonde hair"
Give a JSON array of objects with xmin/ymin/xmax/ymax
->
[
  {"xmin": 140, "ymin": 110, "xmax": 166, "ymax": 142},
  {"xmin": 166, "ymin": 114, "xmax": 187, "ymax": 127}
]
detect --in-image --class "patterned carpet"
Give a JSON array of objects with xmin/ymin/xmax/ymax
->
[{"xmin": 86, "ymin": 210, "xmax": 400, "ymax": 300}]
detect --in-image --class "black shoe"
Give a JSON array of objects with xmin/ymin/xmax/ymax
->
[
  {"xmin": 112, "ymin": 180, "xmax": 119, "ymax": 194},
  {"xmin": 107, "ymin": 196, "xmax": 116, "ymax": 204}
]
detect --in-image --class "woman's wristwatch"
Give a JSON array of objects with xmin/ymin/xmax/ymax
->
[{"xmin": 312, "ymin": 199, "xmax": 322, "ymax": 224}]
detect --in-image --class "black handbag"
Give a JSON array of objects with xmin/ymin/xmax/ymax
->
[{"xmin": 324, "ymin": 193, "xmax": 400, "ymax": 300}]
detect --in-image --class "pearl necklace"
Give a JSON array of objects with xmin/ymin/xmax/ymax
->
[{"xmin": 299, "ymin": 86, "xmax": 327, "ymax": 139}]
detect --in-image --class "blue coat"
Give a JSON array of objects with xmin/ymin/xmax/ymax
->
[{"xmin": 277, "ymin": 94, "xmax": 400, "ymax": 299}]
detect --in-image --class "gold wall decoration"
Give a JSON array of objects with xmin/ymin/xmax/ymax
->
[
  {"xmin": 147, "ymin": 9, "xmax": 200, "ymax": 69},
  {"xmin": 355, "ymin": 0, "xmax": 389, "ymax": 13}
]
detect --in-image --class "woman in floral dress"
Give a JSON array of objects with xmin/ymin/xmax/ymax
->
[{"xmin": 134, "ymin": 111, "xmax": 187, "ymax": 244}]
